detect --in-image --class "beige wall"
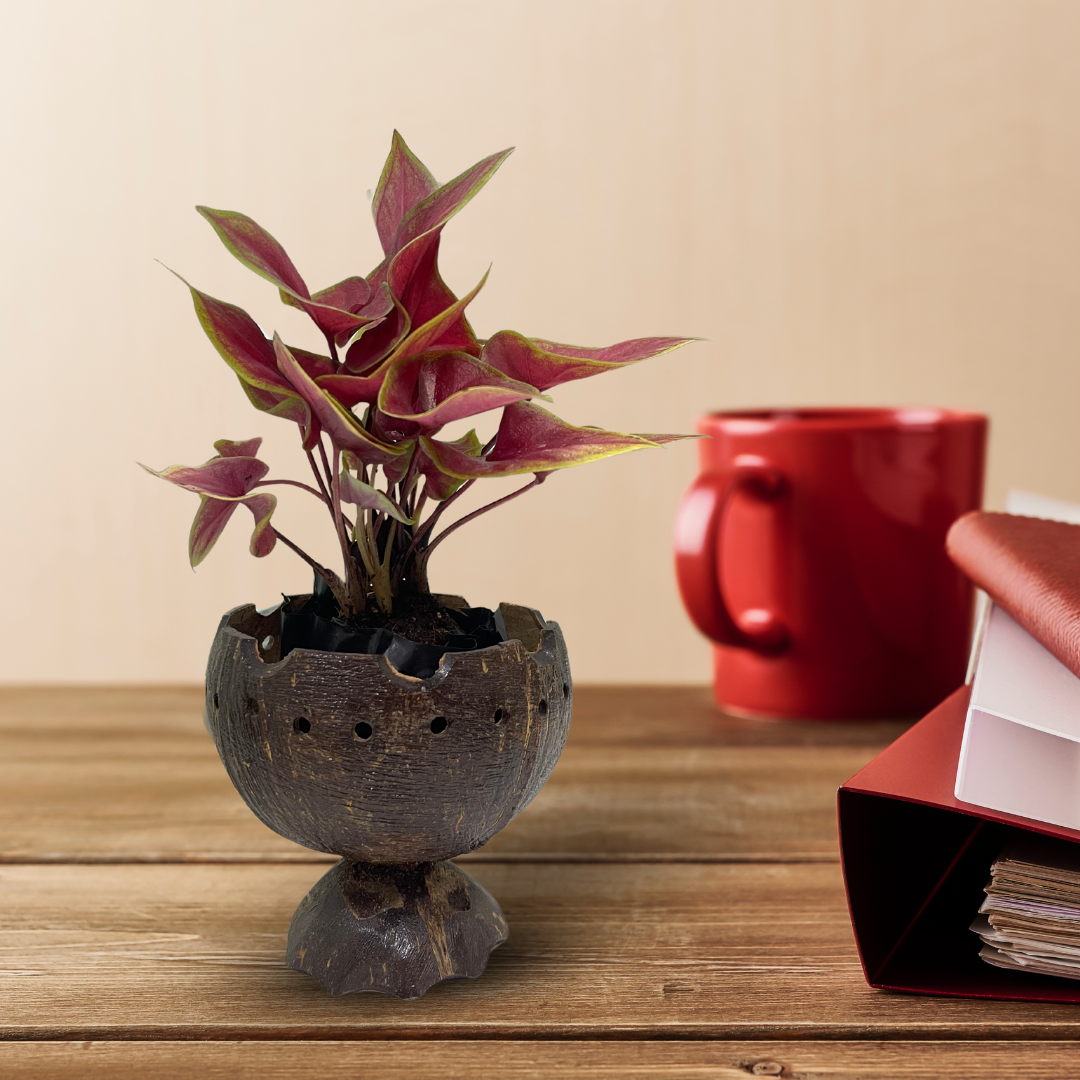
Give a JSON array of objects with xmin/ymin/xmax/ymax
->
[{"xmin": 3, "ymin": 0, "xmax": 1079, "ymax": 683}]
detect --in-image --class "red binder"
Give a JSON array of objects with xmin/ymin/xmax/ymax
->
[{"xmin": 838, "ymin": 683, "xmax": 1080, "ymax": 1000}]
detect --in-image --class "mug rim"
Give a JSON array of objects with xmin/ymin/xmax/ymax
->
[{"xmin": 699, "ymin": 406, "xmax": 986, "ymax": 433}]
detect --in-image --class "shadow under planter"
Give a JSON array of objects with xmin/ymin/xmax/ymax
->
[{"xmin": 205, "ymin": 600, "xmax": 572, "ymax": 999}]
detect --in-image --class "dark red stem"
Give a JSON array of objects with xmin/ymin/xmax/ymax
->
[{"xmin": 424, "ymin": 475, "xmax": 546, "ymax": 557}]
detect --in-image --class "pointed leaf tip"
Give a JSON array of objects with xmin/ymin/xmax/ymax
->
[
  {"xmin": 214, "ymin": 437, "xmax": 263, "ymax": 459},
  {"xmin": 421, "ymin": 401, "xmax": 673, "ymax": 479},
  {"xmin": 482, "ymin": 332, "xmax": 696, "ymax": 391},
  {"xmin": 196, "ymin": 206, "xmax": 308, "ymax": 297},
  {"xmin": 373, "ymin": 132, "xmax": 439, "ymax": 256},
  {"xmin": 391, "ymin": 147, "xmax": 514, "ymax": 256}
]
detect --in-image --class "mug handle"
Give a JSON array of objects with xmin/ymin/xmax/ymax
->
[{"xmin": 673, "ymin": 455, "xmax": 790, "ymax": 653}]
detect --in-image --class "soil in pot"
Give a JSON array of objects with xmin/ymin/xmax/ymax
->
[{"xmin": 279, "ymin": 575, "xmax": 510, "ymax": 680}]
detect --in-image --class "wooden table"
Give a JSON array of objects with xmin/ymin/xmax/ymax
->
[{"xmin": 2, "ymin": 686, "xmax": 1079, "ymax": 1078}]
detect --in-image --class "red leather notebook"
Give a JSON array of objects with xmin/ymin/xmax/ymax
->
[{"xmin": 946, "ymin": 510, "xmax": 1080, "ymax": 679}]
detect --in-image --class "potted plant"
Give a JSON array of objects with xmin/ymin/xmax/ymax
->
[{"xmin": 146, "ymin": 132, "xmax": 690, "ymax": 999}]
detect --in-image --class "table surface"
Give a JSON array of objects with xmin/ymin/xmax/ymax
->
[{"xmin": 2, "ymin": 685, "xmax": 1078, "ymax": 1079}]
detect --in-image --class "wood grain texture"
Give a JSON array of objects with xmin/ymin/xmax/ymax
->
[
  {"xmin": 4, "ymin": 861, "xmax": 1080, "ymax": 1039},
  {"xmin": 0, "ymin": 687, "xmax": 901, "ymax": 862},
  {"xmin": 5, "ymin": 1040, "xmax": 1080, "ymax": 1079}
]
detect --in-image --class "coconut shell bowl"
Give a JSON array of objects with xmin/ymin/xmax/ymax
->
[{"xmin": 204, "ymin": 599, "xmax": 572, "ymax": 999}]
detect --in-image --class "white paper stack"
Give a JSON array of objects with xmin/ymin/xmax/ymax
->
[
  {"xmin": 954, "ymin": 491, "xmax": 1080, "ymax": 830},
  {"xmin": 972, "ymin": 833, "xmax": 1080, "ymax": 979}
]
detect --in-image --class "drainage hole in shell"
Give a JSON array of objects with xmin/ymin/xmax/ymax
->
[
  {"xmin": 493, "ymin": 707, "xmax": 503, "ymax": 724},
  {"xmin": 246, "ymin": 697, "xmax": 260, "ymax": 714},
  {"xmin": 354, "ymin": 721, "xmax": 373, "ymax": 740},
  {"xmin": 430, "ymin": 716, "xmax": 448, "ymax": 734},
  {"xmin": 538, "ymin": 699, "xmax": 548, "ymax": 716},
  {"xmin": 562, "ymin": 683, "xmax": 569, "ymax": 699},
  {"xmin": 294, "ymin": 717, "xmax": 311, "ymax": 734},
  {"xmin": 213, "ymin": 693, "xmax": 219, "ymax": 709}
]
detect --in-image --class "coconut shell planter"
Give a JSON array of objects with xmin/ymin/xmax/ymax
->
[
  {"xmin": 148, "ymin": 131, "xmax": 690, "ymax": 997},
  {"xmin": 206, "ymin": 596, "xmax": 570, "ymax": 997}
]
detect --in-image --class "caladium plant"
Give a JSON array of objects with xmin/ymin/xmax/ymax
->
[{"xmin": 147, "ymin": 133, "xmax": 692, "ymax": 618}]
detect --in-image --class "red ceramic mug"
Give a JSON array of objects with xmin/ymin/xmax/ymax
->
[{"xmin": 673, "ymin": 408, "xmax": 987, "ymax": 719}]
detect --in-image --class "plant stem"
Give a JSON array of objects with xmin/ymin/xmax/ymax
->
[
  {"xmin": 371, "ymin": 519, "xmax": 396, "ymax": 613},
  {"xmin": 324, "ymin": 331, "xmax": 340, "ymax": 367},
  {"xmin": 393, "ymin": 479, "xmax": 475, "ymax": 580},
  {"xmin": 398, "ymin": 448, "xmax": 421, "ymax": 505},
  {"xmin": 413, "ymin": 479, "xmax": 475, "ymax": 548},
  {"xmin": 424, "ymin": 475, "xmax": 546, "ymax": 557},
  {"xmin": 306, "ymin": 450, "xmax": 333, "ymax": 504},
  {"xmin": 273, "ymin": 528, "xmax": 349, "ymax": 609},
  {"xmin": 328, "ymin": 445, "xmax": 365, "ymax": 613},
  {"xmin": 317, "ymin": 440, "xmax": 335, "ymax": 496},
  {"xmin": 256, "ymin": 479, "xmax": 326, "ymax": 501}
]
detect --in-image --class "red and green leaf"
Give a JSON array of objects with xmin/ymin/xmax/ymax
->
[
  {"xmin": 140, "ymin": 455, "xmax": 269, "ymax": 498},
  {"xmin": 417, "ymin": 429, "xmax": 482, "ymax": 500},
  {"xmin": 387, "ymin": 267, "xmax": 489, "ymax": 363},
  {"xmin": 338, "ymin": 468, "xmax": 412, "ymax": 523},
  {"xmin": 372, "ymin": 131, "xmax": 439, "ymax": 256},
  {"xmin": 362, "ymin": 144, "xmax": 510, "ymax": 351},
  {"xmin": 481, "ymin": 331, "xmax": 695, "ymax": 391},
  {"xmin": 142, "ymin": 444, "xmax": 277, "ymax": 567},
  {"xmin": 188, "ymin": 491, "xmax": 277, "ymax": 566},
  {"xmin": 182, "ymin": 281, "xmax": 321, "ymax": 439},
  {"xmin": 355, "ymin": 231, "xmax": 481, "ymax": 370},
  {"xmin": 394, "ymin": 232, "xmax": 478, "ymax": 355},
  {"xmin": 187, "ymin": 283, "xmax": 291, "ymax": 394},
  {"xmin": 391, "ymin": 148, "xmax": 513, "ymax": 255},
  {"xmin": 379, "ymin": 350, "xmax": 544, "ymax": 431},
  {"xmin": 343, "ymin": 289, "xmax": 410, "ymax": 373},
  {"xmin": 196, "ymin": 206, "xmax": 309, "ymax": 295},
  {"xmin": 187, "ymin": 495, "xmax": 237, "ymax": 567},
  {"xmin": 197, "ymin": 207, "xmax": 384, "ymax": 340},
  {"xmin": 421, "ymin": 401, "xmax": 687, "ymax": 478},
  {"xmin": 238, "ymin": 379, "xmax": 312, "ymax": 430},
  {"xmin": 241, "ymin": 493, "xmax": 277, "ymax": 558},
  {"xmin": 214, "ymin": 437, "xmax": 263, "ymax": 459},
  {"xmin": 311, "ymin": 276, "xmax": 371, "ymax": 313},
  {"xmin": 279, "ymin": 281, "xmax": 386, "ymax": 339},
  {"xmin": 381, "ymin": 438, "xmax": 415, "ymax": 487},
  {"xmin": 315, "ymin": 370, "xmax": 387, "ymax": 409},
  {"xmin": 272, "ymin": 335, "xmax": 406, "ymax": 465}
]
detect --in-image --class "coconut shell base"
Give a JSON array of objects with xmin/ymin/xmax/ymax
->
[{"xmin": 287, "ymin": 858, "xmax": 508, "ymax": 998}]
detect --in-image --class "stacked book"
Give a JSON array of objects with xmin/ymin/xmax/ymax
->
[
  {"xmin": 948, "ymin": 492, "xmax": 1080, "ymax": 979},
  {"xmin": 950, "ymin": 491, "xmax": 1080, "ymax": 831}
]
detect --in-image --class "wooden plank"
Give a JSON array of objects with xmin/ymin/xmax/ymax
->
[
  {"xmin": 0, "ymin": 687, "xmax": 899, "ymax": 863},
  {"xmin": 565, "ymin": 686, "xmax": 913, "ymax": 749},
  {"xmin": 5, "ymin": 1041, "xmax": 1080, "ymax": 1080},
  {"xmin": 4, "ymin": 861, "xmax": 1080, "ymax": 1039}
]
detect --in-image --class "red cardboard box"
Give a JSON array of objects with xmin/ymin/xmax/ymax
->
[{"xmin": 838, "ymin": 684, "xmax": 1080, "ymax": 1001}]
